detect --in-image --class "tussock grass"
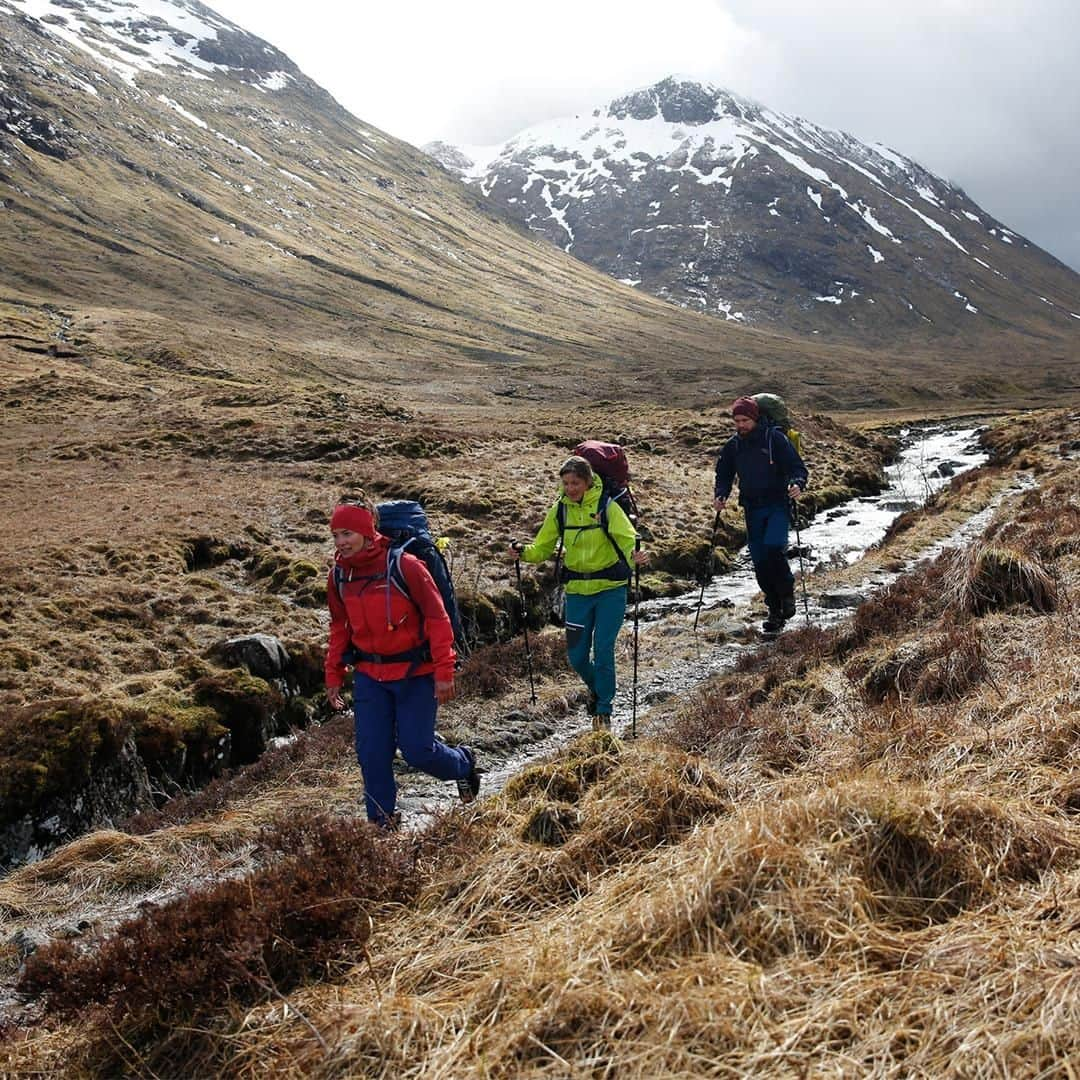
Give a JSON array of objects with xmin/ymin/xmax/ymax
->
[
  {"xmin": 945, "ymin": 541, "xmax": 1058, "ymax": 616},
  {"xmin": 2, "ymin": 410, "xmax": 1080, "ymax": 1076},
  {"xmin": 851, "ymin": 623, "xmax": 990, "ymax": 705}
]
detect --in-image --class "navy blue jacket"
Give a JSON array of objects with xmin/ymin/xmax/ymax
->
[{"xmin": 715, "ymin": 422, "xmax": 808, "ymax": 509}]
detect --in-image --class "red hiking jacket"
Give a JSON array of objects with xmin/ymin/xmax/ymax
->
[{"xmin": 325, "ymin": 534, "xmax": 456, "ymax": 689}]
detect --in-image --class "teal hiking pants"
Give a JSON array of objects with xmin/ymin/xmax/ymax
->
[{"xmin": 564, "ymin": 585, "xmax": 627, "ymax": 716}]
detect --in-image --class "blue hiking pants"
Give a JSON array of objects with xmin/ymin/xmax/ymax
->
[
  {"xmin": 564, "ymin": 585, "xmax": 627, "ymax": 717},
  {"xmin": 352, "ymin": 671, "xmax": 471, "ymax": 824},
  {"xmin": 744, "ymin": 502, "xmax": 794, "ymax": 612}
]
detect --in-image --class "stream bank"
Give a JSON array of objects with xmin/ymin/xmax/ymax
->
[{"xmin": 399, "ymin": 423, "xmax": 1011, "ymax": 820}]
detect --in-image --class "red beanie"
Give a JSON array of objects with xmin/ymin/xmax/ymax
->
[
  {"xmin": 732, "ymin": 396, "xmax": 760, "ymax": 420},
  {"xmin": 330, "ymin": 503, "xmax": 376, "ymax": 538}
]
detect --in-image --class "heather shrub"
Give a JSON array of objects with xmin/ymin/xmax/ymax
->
[
  {"xmin": 457, "ymin": 632, "xmax": 570, "ymax": 699},
  {"xmin": 735, "ymin": 625, "xmax": 834, "ymax": 677},
  {"xmin": 665, "ymin": 683, "xmax": 750, "ymax": 756},
  {"xmin": 835, "ymin": 555, "xmax": 950, "ymax": 656},
  {"xmin": 20, "ymin": 812, "xmax": 418, "ymax": 1020}
]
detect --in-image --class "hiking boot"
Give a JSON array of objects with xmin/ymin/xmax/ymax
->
[
  {"xmin": 372, "ymin": 810, "xmax": 401, "ymax": 832},
  {"xmin": 456, "ymin": 746, "xmax": 481, "ymax": 804},
  {"xmin": 781, "ymin": 593, "xmax": 797, "ymax": 620},
  {"xmin": 586, "ymin": 690, "xmax": 599, "ymax": 716},
  {"xmin": 592, "ymin": 714, "xmax": 612, "ymax": 732},
  {"xmin": 762, "ymin": 612, "xmax": 785, "ymax": 635}
]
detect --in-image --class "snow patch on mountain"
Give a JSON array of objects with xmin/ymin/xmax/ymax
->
[{"xmin": 6, "ymin": 0, "xmax": 297, "ymax": 90}]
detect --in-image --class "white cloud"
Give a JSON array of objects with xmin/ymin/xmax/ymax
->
[{"xmin": 208, "ymin": 0, "xmax": 1080, "ymax": 271}]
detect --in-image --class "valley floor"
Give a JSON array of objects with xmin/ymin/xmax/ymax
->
[{"xmin": 1, "ymin": 407, "xmax": 1077, "ymax": 1076}]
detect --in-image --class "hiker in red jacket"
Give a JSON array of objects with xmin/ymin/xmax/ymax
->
[{"xmin": 325, "ymin": 500, "xmax": 479, "ymax": 827}]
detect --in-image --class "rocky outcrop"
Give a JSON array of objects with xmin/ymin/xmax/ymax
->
[{"xmin": 0, "ymin": 736, "xmax": 152, "ymax": 871}]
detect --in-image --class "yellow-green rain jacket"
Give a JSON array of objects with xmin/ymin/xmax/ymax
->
[{"xmin": 521, "ymin": 475, "xmax": 637, "ymax": 595}]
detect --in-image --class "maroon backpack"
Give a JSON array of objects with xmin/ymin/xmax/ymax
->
[{"xmin": 573, "ymin": 440, "xmax": 639, "ymax": 523}]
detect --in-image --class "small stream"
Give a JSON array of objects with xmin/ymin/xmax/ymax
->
[
  {"xmin": 646, "ymin": 424, "xmax": 989, "ymax": 623},
  {"xmin": 398, "ymin": 425, "xmax": 1017, "ymax": 821}
]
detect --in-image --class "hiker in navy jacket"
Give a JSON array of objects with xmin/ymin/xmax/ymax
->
[{"xmin": 714, "ymin": 396, "xmax": 809, "ymax": 633}]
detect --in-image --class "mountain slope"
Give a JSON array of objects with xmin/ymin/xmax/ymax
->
[
  {"xmin": 0, "ymin": 1, "xmax": 820, "ymax": 409},
  {"xmin": 0, "ymin": 5, "xmax": 1075, "ymax": 409},
  {"xmin": 427, "ymin": 77, "xmax": 1080, "ymax": 363}
]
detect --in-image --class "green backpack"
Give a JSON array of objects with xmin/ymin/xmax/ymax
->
[{"xmin": 752, "ymin": 393, "xmax": 803, "ymax": 456}]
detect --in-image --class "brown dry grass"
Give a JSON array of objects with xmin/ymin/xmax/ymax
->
[{"xmin": 2, "ymin": 410, "xmax": 1078, "ymax": 1077}]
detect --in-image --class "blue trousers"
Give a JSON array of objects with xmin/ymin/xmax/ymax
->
[
  {"xmin": 744, "ymin": 502, "xmax": 794, "ymax": 612},
  {"xmin": 352, "ymin": 671, "xmax": 471, "ymax": 824},
  {"xmin": 564, "ymin": 586, "xmax": 627, "ymax": 716}
]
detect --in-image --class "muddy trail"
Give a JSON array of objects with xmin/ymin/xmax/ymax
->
[{"xmin": 394, "ymin": 423, "xmax": 1014, "ymax": 822}]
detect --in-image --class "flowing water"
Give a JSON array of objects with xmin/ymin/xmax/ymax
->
[{"xmin": 400, "ymin": 424, "xmax": 1026, "ymax": 820}]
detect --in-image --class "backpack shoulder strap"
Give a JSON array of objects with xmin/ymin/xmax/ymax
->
[
  {"xmin": 596, "ymin": 503, "xmax": 631, "ymax": 574},
  {"xmin": 334, "ymin": 563, "xmax": 388, "ymax": 601},
  {"xmin": 386, "ymin": 544, "xmax": 415, "ymax": 603}
]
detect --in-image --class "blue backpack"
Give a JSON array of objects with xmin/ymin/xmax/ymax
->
[{"xmin": 334, "ymin": 500, "xmax": 469, "ymax": 659}]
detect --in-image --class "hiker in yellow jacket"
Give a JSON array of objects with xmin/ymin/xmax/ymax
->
[{"xmin": 510, "ymin": 455, "xmax": 647, "ymax": 729}]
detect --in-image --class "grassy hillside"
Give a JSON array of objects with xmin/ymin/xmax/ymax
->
[
  {"xmin": 1, "ymin": 408, "xmax": 1077, "ymax": 1075},
  {"xmin": 3, "ymin": 11, "xmax": 1077, "ymax": 412}
]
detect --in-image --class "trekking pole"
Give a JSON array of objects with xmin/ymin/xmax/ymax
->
[
  {"xmin": 790, "ymin": 498, "xmax": 811, "ymax": 622},
  {"xmin": 512, "ymin": 547, "xmax": 538, "ymax": 704},
  {"xmin": 632, "ymin": 534, "xmax": 641, "ymax": 739},
  {"xmin": 693, "ymin": 512, "xmax": 721, "ymax": 632}
]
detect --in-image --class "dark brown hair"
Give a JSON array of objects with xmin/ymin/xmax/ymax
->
[{"xmin": 559, "ymin": 455, "xmax": 594, "ymax": 482}]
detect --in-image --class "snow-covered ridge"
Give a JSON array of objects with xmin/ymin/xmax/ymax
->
[
  {"xmin": 4, "ymin": 0, "xmax": 296, "ymax": 89},
  {"xmin": 423, "ymin": 76, "xmax": 1078, "ymax": 334},
  {"xmin": 434, "ymin": 77, "xmax": 992, "ymax": 260}
]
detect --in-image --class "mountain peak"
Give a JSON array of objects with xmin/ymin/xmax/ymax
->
[
  {"xmin": 431, "ymin": 77, "xmax": 1080, "ymax": 344},
  {"xmin": 609, "ymin": 76, "xmax": 760, "ymax": 126}
]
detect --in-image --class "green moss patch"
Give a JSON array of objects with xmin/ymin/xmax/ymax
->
[
  {"xmin": 192, "ymin": 668, "xmax": 285, "ymax": 764},
  {"xmin": 0, "ymin": 698, "xmax": 131, "ymax": 826},
  {"xmin": 129, "ymin": 691, "xmax": 229, "ymax": 784}
]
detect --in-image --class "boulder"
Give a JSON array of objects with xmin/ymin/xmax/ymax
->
[
  {"xmin": 214, "ymin": 633, "xmax": 291, "ymax": 682},
  {"xmin": 819, "ymin": 589, "xmax": 867, "ymax": 609}
]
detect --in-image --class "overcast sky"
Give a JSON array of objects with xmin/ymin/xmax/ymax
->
[{"xmin": 211, "ymin": 0, "xmax": 1080, "ymax": 272}]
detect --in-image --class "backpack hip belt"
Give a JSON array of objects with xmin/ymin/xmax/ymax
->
[
  {"xmin": 560, "ymin": 561, "xmax": 631, "ymax": 583},
  {"xmin": 345, "ymin": 643, "xmax": 432, "ymax": 666}
]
